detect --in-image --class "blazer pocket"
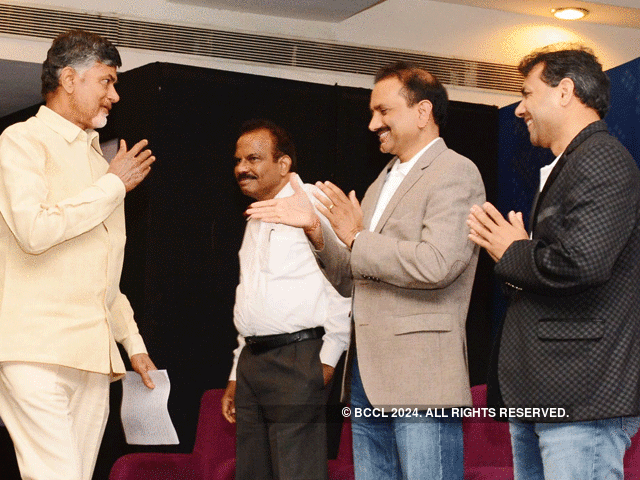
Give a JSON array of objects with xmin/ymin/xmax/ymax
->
[
  {"xmin": 537, "ymin": 319, "xmax": 604, "ymax": 340},
  {"xmin": 392, "ymin": 313, "xmax": 453, "ymax": 335}
]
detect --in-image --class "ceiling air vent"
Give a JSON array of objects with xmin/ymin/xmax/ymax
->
[{"xmin": 0, "ymin": 3, "xmax": 522, "ymax": 93}]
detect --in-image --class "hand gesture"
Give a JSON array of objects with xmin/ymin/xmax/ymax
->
[
  {"xmin": 246, "ymin": 174, "xmax": 320, "ymax": 231},
  {"xmin": 107, "ymin": 139, "xmax": 156, "ymax": 192},
  {"xmin": 467, "ymin": 202, "xmax": 528, "ymax": 262},
  {"xmin": 313, "ymin": 181, "xmax": 363, "ymax": 248}
]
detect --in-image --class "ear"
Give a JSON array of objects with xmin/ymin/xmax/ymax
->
[
  {"xmin": 417, "ymin": 99, "xmax": 433, "ymax": 128},
  {"xmin": 58, "ymin": 66, "xmax": 77, "ymax": 94},
  {"xmin": 558, "ymin": 77, "xmax": 575, "ymax": 107},
  {"xmin": 278, "ymin": 155, "xmax": 292, "ymax": 176}
]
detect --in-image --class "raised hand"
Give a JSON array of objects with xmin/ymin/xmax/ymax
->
[
  {"xmin": 313, "ymin": 181, "xmax": 363, "ymax": 248},
  {"xmin": 246, "ymin": 174, "xmax": 320, "ymax": 231},
  {"xmin": 467, "ymin": 202, "xmax": 528, "ymax": 262},
  {"xmin": 107, "ymin": 139, "xmax": 156, "ymax": 192}
]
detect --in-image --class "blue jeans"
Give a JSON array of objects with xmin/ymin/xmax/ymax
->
[
  {"xmin": 350, "ymin": 354, "xmax": 463, "ymax": 480},
  {"xmin": 510, "ymin": 416, "xmax": 640, "ymax": 480}
]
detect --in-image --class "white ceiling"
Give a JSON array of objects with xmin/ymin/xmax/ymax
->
[
  {"xmin": 167, "ymin": 0, "xmax": 385, "ymax": 21},
  {"xmin": 0, "ymin": 0, "xmax": 639, "ymax": 118},
  {"xmin": 169, "ymin": 0, "xmax": 640, "ymax": 27},
  {"xmin": 432, "ymin": 0, "xmax": 640, "ymax": 29}
]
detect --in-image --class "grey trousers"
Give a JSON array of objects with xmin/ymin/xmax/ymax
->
[{"xmin": 235, "ymin": 338, "xmax": 328, "ymax": 480}]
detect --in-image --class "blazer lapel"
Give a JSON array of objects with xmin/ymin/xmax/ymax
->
[
  {"xmin": 373, "ymin": 139, "xmax": 447, "ymax": 233},
  {"xmin": 530, "ymin": 120, "xmax": 608, "ymax": 234}
]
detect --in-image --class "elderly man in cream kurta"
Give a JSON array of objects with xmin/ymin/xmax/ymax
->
[{"xmin": 0, "ymin": 29, "xmax": 157, "ymax": 480}]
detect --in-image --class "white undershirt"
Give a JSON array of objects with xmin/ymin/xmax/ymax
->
[
  {"xmin": 539, "ymin": 153, "xmax": 562, "ymax": 192},
  {"xmin": 369, "ymin": 138, "xmax": 440, "ymax": 231}
]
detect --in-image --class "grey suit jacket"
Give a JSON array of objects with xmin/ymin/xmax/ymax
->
[
  {"xmin": 491, "ymin": 121, "xmax": 640, "ymax": 422},
  {"xmin": 317, "ymin": 138, "xmax": 485, "ymax": 408}
]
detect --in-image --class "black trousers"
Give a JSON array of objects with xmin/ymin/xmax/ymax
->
[{"xmin": 235, "ymin": 338, "xmax": 328, "ymax": 480}]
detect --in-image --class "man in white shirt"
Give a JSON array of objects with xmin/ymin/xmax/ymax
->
[
  {"xmin": 221, "ymin": 119, "xmax": 350, "ymax": 480},
  {"xmin": 0, "ymin": 29, "xmax": 157, "ymax": 480}
]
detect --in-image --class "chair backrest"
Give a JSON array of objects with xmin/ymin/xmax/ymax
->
[
  {"xmin": 192, "ymin": 389, "xmax": 236, "ymax": 469},
  {"xmin": 463, "ymin": 384, "xmax": 513, "ymax": 469},
  {"xmin": 336, "ymin": 417, "xmax": 353, "ymax": 463},
  {"xmin": 624, "ymin": 419, "xmax": 640, "ymax": 473}
]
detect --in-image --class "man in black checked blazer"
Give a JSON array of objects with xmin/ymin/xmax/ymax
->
[{"xmin": 468, "ymin": 45, "xmax": 640, "ymax": 479}]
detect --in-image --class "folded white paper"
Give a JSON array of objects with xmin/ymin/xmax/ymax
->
[{"xmin": 120, "ymin": 369, "xmax": 179, "ymax": 445}]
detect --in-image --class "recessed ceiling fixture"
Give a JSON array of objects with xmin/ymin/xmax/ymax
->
[{"xmin": 552, "ymin": 7, "xmax": 589, "ymax": 20}]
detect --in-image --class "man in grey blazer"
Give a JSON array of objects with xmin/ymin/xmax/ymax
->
[
  {"xmin": 468, "ymin": 46, "xmax": 640, "ymax": 479},
  {"xmin": 247, "ymin": 61, "xmax": 485, "ymax": 480}
]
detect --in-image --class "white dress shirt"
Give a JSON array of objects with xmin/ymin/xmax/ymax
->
[
  {"xmin": 369, "ymin": 138, "xmax": 440, "ymax": 231},
  {"xmin": 229, "ymin": 178, "xmax": 351, "ymax": 380}
]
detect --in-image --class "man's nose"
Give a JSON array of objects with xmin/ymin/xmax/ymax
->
[
  {"xmin": 369, "ymin": 112, "xmax": 381, "ymax": 131},
  {"xmin": 109, "ymin": 84, "xmax": 120, "ymax": 104}
]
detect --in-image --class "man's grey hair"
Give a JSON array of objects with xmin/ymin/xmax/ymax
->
[{"xmin": 41, "ymin": 29, "xmax": 121, "ymax": 99}]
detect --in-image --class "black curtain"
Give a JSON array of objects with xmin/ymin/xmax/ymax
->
[{"xmin": 0, "ymin": 62, "xmax": 498, "ymax": 480}]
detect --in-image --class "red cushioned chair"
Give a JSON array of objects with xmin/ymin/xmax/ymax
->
[
  {"xmin": 109, "ymin": 388, "xmax": 355, "ymax": 480},
  {"xmin": 328, "ymin": 416, "xmax": 355, "ymax": 480},
  {"xmin": 624, "ymin": 419, "xmax": 640, "ymax": 479},
  {"xmin": 109, "ymin": 389, "xmax": 236, "ymax": 480},
  {"xmin": 463, "ymin": 384, "xmax": 514, "ymax": 480},
  {"xmin": 462, "ymin": 384, "xmax": 640, "ymax": 479}
]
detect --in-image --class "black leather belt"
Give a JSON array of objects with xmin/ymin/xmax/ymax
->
[{"xmin": 245, "ymin": 327, "xmax": 325, "ymax": 355}]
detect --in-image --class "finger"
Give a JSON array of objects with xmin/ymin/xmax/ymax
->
[
  {"xmin": 245, "ymin": 204, "xmax": 276, "ymax": 216},
  {"xmin": 133, "ymin": 148, "xmax": 153, "ymax": 163},
  {"xmin": 467, "ymin": 218, "xmax": 491, "ymax": 241},
  {"xmin": 470, "ymin": 205, "xmax": 498, "ymax": 231},
  {"xmin": 248, "ymin": 199, "xmax": 278, "ymax": 210},
  {"xmin": 481, "ymin": 202, "xmax": 508, "ymax": 226},
  {"xmin": 312, "ymin": 190, "xmax": 334, "ymax": 211},
  {"xmin": 315, "ymin": 181, "xmax": 347, "ymax": 206},
  {"xmin": 222, "ymin": 406, "xmax": 234, "ymax": 423},
  {"xmin": 127, "ymin": 139, "xmax": 150, "ymax": 156},
  {"xmin": 138, "ymin": 155, "xmax": 156, "ymax": 170},
  {"xmin": 246, "ymin": 212, "xmax": 280, "ymax": 223},
  {"xmin": 320, "ymin": 181, "xmax": 350, "ymax": 204},
  {"xmin": 290, "ymin": 173, "xmax": 304, "ymax": 193},
  {"xmin": 348, "ymin": 190, "xmax": 360, "ymax": 208},
  {"xmin": 468, "ymin": 231, "xmax": 491, "ymax": 250},
  {"xmin": 140, "ymin": 370, "xmax": 155, "ymax": 389},
  {"xmin": 467, "ymin": 211, "xmax": 493, "ymax": 234},
  {"xmin": 509, "ymin": 210, "xmax": 525, "ymax": 229},
  {"xmin": 223, "ymin": 408, "xmax": 236, "ymax": 424},
  {"xmin": 119, "ymin": 139, "xmax": 127, "ymax": 152}
]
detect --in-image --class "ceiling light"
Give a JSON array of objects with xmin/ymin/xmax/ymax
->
[{"xmin": 552, "ymin": 7, "xmax": 589, "ymax": 20}]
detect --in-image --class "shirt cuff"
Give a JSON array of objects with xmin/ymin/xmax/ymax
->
[
  {"xmin": 98, "ymin": 173, "xmax": 127, "ymax": 202},
  {"xmin": 319, "ymin": 338, "xmax": 346, "ymax": 368},
  {"xmin": 121, "ymin": 334, "xmax": 148, "ymax": 357}
]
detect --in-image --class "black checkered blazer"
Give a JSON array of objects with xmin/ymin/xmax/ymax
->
[{"xmin": 489, "ymin": 120, "xmax": 640, "ymax": 422}]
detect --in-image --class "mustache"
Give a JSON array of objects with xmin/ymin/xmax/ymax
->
[{"xmin": 236, "ymin": 173, "xmax": 258, "ymax": 182}]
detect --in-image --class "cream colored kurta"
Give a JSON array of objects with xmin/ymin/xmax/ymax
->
[{"xmin": 0, "ymin": 106, "xmax": 147, "ymax": 378}]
